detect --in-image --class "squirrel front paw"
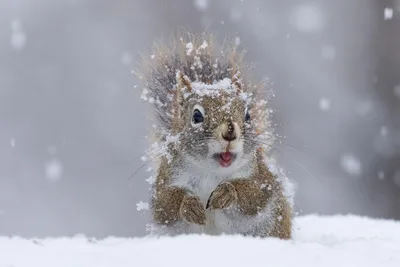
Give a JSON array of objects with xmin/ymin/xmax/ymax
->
[
  {"xmin": 179, "ymin": 195, "xmax": 206, "ymax": 225},
  {"xmin": 206, "ymin": 182, "xmax": 238, "ymax": 210}
]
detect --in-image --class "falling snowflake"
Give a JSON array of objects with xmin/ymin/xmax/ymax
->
[
  {"xmin": 319, "ymin": 97, "xmax": 331, "ymax": 111},
  {"xmin": 10, "ymin": 138, "xmax": 15, "ymax": 147},
  {"xmin": 141, "ymin": 88, "xmax": 149, "ymax": 101},
  {"xmin": 340, "ymin": 154, "xmax": 362, "ymax": 176},
  {"xmin": 291, "ymin": 4, "xmax": 325, "ymax": 33},
  {"xmin": 235, "ymin": 36, "xmax": 241, "ymax": 46},
  {"xmin": 45, "ymin": 159, "xmax": 63, "ymax": 182},
  {"xmin": 136, "ymin": 201, "xmax": 149, "ymax": 211},
  {"xmin": 186, "ymin": 42, "xmax": 193, "ymax": 56},
  {"xmin": 194, "ymin": 0, "xmax": 208, "ymax": 11},
  {"xmin": 10, "ymin": 20, "xmax": 26, "ymax": 50},
  {"xmin": 11, "ymin": 31, "xmax": 26, "ymax": 50},
  {"xmin": 384, "ymin": 7, "xmax": 394, "ymax": 20},
  {"xmin": 146, "ymin": 176, "xmax": 156, "ymax": 185}
]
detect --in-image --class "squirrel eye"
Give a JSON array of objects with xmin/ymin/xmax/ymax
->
[
  {"xmin": 191, "ymin": 104, "xmax": 205, "ymax": 127},
  {"xmin": 193, "ymin": 109, "xmax": 204, "ymax": 124}
]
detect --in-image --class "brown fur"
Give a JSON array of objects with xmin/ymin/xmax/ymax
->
[
  {"xmin": 142, "ymin": 32, "xmax": 293, "ymax": 239},
  {"xmin": 152, "ymin": 158, "xmax": 185, "ymax": 225},
  {"xmin": 205, "ymin": 149, "xmax": 292, "ymax": 239}
]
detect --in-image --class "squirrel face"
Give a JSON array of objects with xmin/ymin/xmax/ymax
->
[{"xmin": 182, "ymin": 90, "xmax": 257, "ymax": 174}]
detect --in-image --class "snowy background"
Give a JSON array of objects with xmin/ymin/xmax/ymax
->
[{"xmin": 0, "ymin": 0, "xmax": 400, "ymax": 238}]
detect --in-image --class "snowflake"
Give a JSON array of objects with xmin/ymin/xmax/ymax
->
[
  {"xmin": 291, "ymin": 4, "xmax": 325, "ymax": 33},
  {"xmin": 11, "ymin": 31, "xmax": 26, "ymax": 50},
  {"xmin": 319, "ymin": 97, "xmax": 331, "ymax": 111},
  {"xmin": 186, "ymin": 42, "xmax": 193, "ymax": 56},
  {"xmin": 136, "ymin": 201, "xmax": 149, "ymax": 211},
  {"xmin": 45, "ymin": 159, "xmax": 63, "ymax": 182},
  {"xmin": 10, "ymin": 19, "xmax": 27, "ymax": 50},
  {"xmin": 340, "ymin": 154, "xmax": 362, "ymax": 176},
  {"xmin": 193, "ymin": 0, "xmax": 208, "ymax": 11},
  {"xmin": 384, "ymin": 7, "xmax": 394, "ymax": 20},
  {"xmin": 235, "ymin": 36, "xmax": 241, "ymax": 46},
  {"xmin": 146, "ymin": 176, "xmax": 156, "ymax": 185}
]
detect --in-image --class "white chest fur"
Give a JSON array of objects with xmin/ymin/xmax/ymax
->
[
  {"xmin": 150, "ymin": 156, "xmax": 294, "ymax": 237},
  {"xmin": 170, "ymin": 166, "xmax": 249, "ymax": 203},
  {"xmin": 169, "ymin": 165, "xmax": 269, "ymax": 235}
]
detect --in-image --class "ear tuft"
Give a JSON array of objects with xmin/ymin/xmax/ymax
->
[
  {"xmin": 232, "ymin": 71, "xmax": 243, "ymax": 93},
  {"xmin": 176, "ymin": 71, "xmax": 192, "ymax": 92}
]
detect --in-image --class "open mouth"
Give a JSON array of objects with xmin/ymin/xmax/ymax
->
[{"xmin": 214, "ymin": 152, "xmax": 236, "ymax": 168}]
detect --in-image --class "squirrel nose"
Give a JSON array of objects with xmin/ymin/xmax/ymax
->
[{"xmin": 222, "ymin": 122, "xmax": 237, "ymax": 142}]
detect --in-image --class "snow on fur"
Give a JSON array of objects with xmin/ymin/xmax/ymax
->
[
  {"xmin": 137, "ymin": 33, "xmax": 273, "ymax": 170},
  {"xmin": 136, "ymin": 34, "xmax": 290, "ymax": 234},
  {"xmin": 1, "ymin": 215, "xmax": 400, "ymax": 267}
]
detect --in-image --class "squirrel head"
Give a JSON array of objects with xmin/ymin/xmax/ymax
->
[
  {"xmin": 175, "ymin": 70, "xmax": 263, "ymax": 174},
  {"xmin": 139, "ymin": 33, "xmax": 272, "ymax": 173}
]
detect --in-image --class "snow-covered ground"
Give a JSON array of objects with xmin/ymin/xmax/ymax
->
[{"xmin": 1, "ymin": 215, "xmax": 399, "ymax": 267}]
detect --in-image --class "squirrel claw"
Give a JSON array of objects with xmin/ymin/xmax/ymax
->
[
  {"xmin": 180, "ymin": 195, "xmax": 206, "ymax": 225},
  {"xmin": 207, "ymin": 182, "xmax": 238, "ymax": 210}
]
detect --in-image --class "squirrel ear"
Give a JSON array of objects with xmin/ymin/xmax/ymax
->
[
  {"xmin": 232, "ymin": 72, "xmax": 243, "ymax": 93},
  {"xmin": 176, "ymin": 71, "xmax": 192, "ymax": 92}
]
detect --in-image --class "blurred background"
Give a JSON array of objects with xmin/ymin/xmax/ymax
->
[{"xmin": 0, "ymin": 0, "xmax": 399, "ymax": 238}]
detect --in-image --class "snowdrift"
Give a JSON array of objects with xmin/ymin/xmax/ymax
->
[{"xmin": 1, "ymin": 215, "xmax": 399, "ymax": 267}]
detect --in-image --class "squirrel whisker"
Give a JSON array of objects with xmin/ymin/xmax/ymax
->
[
  {"xmin": 128, "ymin": 152, "xmax": 164, "ymax": 181},
  {"xmin": 249, "ymin": 140, "xmax": 320, "ymax": 184}
]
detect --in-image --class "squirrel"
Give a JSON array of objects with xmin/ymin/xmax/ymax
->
[{"xmin": 137, "ymin": 32, "xmax": 294, "ymax": 239}]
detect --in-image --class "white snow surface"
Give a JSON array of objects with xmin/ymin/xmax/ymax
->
[{"xmin": 1, "ymin": 215, "xmax": 400, "ymax": 267}]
